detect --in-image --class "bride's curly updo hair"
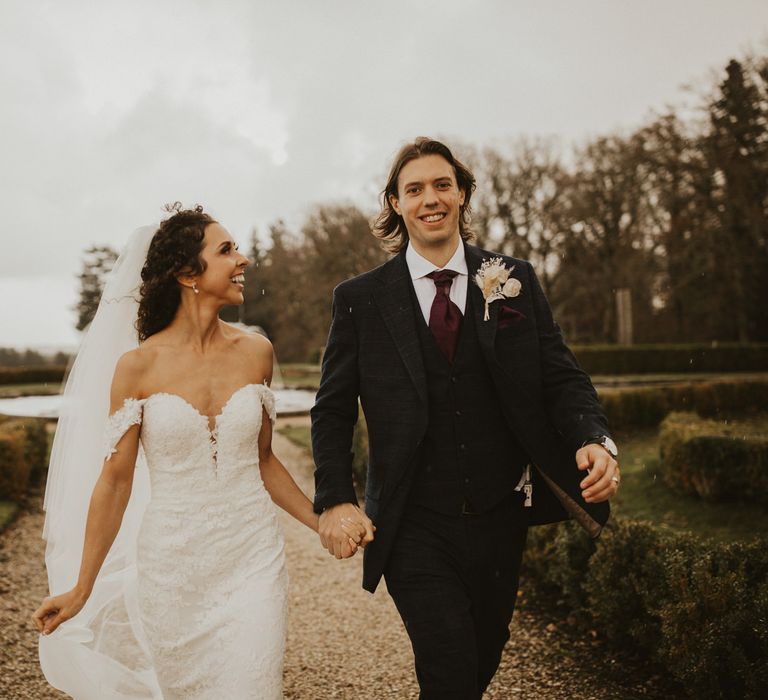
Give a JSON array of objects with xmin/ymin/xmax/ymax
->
[{"xmin": 136, "ymin": 203, "xmax": 216, "ymax": 341}]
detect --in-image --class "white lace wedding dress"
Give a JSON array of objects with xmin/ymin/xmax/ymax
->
[{"xmin": 40, "ymin": 383, "xmax": 287, "ymax": 699}]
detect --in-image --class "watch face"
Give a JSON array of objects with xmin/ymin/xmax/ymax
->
[{"xmin": 602, "ymin": 436, "xmax": 618, "ymax": 457}]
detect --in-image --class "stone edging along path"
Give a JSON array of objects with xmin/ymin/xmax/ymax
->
[{"xmin": 0, "ymin": 418, "xmax": 682, "ymax": 699}]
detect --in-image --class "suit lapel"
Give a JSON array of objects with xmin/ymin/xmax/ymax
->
[
  {"xmin": 465, "ymin": 243, "xmax": 498, "ymax": 351},
  {"xmin": 372, "ymin": 252, "xmax": 427, "ymax": 404}
]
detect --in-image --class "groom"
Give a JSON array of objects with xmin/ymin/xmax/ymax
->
[{"xmin": 311, "ymin": 137, "xmax": 620, "ymax": 698}]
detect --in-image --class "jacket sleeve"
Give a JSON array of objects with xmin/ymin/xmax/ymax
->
[
  {"xmin": 526, "ymin": 261, "xmax": 610, "ymax": 452},
  {"xmin": 310, "ymin": 284, "xmax": 361, "ymax": 513}
]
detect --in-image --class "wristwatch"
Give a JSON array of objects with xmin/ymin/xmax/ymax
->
[{"xmin": 582, "ymin": 435, "xmax": 618, "ymax": 458}]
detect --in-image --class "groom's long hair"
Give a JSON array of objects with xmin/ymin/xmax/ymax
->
[{"xmin": 372, "ymin": 137, "xmax": 476, "ymax": 253}]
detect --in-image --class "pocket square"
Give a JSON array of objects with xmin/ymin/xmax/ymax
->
[{"xmin": 497, "ymin": 305, "xmax": 526, "ymax": 330}]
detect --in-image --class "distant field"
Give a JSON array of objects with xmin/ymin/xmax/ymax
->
[
  {"xmin": 3, "ymin": 370, "xmax": 767, "ymax": 398},
  {"xmin": 0, "ymin": 383, "xmax": 61, "ymax": 398}
]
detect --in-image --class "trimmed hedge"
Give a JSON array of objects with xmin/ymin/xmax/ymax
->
[
  {"xmin": 573, "ymin": 343, "xmax": 768, "ymax": 375},
  {"xmin": 0, "ymin": 500, "xmax": 19, "ymax": 532},
  {"xmin": 524, "ymin": 519, "xmax": 768, "ymax": 699},
  {"xmin": 600, "ymin": 379, "xmax": 768, "ymax": 430},
  {"xmin": 0, "ymin": 365, "xmax": 66, "ymax": 385},
  {"xmin": 0, "ymin": 430, "xmax": 28, "ymax": 502},
  {"xmin": 0, "ymin": 417, "xmax": 49, "ymax": 501},
  {"xmin": 659, "ymin": 412, "xmax": 768, "ymax": 505}
]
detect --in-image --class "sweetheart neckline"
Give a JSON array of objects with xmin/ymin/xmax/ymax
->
[{"xmin": 142, "ymin": 382, "xmax": 271, "ymax": 431}]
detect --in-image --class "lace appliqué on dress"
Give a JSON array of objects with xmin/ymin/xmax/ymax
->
[
  {"xmin": 252, "ymin": 383, "xmax": 277, "ymax": 425},
  {"xmin": 103, "ymin": 397, "xmax": 145, "ymax": 462}
]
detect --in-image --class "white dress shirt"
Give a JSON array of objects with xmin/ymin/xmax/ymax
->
[{"xmin": 405, "ymin": 241, "xmax": 468, "ymax": 325}]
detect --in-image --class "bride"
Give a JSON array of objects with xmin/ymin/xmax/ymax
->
[{"xmin": 32, "ymin": 204, "xmax": 367, "ymax": 699}]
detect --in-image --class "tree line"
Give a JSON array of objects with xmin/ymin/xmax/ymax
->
[
  {"xmin": 0, "ymin": 347, "xmax": 70, "ymax": 367},
  {"xmin": 77, "ymin": 52, "xmax": 768, "ymax": 362}
]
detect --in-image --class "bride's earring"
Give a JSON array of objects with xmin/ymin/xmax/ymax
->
[{"xmin": 192, "ymin": 282, "xmax": 199, "ymax": 295}]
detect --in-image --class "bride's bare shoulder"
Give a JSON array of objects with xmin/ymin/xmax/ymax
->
[
  {"xmin": 111, "ymin": 345, "xmax": 157, "ymax": 401},
  {"xmin": 221, "ymin": 324, "xmax": 274, "ymax": 379},
  {"xmin": 222, "ymin": 324, "xmax": 272, "ymax": 354}
]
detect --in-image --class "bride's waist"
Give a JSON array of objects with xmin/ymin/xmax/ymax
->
[
  {"xmin": 144, "ymin": 458, "xmax": 259, "ymax": 475},
  {"xmin": 145, "ymin": 476, "xmax": 269, "ymax": 507}
]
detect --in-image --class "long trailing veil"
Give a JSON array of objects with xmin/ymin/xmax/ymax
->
[{"xmin": 39, "ymin": 225, "xmax": 163, "ymax": 699}]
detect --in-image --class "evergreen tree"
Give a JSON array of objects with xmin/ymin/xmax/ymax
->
[
  {"xmin": 706, "ymin": 58, "xmax": 768, "ymax": 340},
  {"xmin": 74, "ymin": 246, "xmax": 119, "ymax": 331}
]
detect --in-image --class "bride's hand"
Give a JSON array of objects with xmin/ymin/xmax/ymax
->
[
  {"xmin": 32, "ymin": 589, "xmax": 88, "ymax": 636},
  {"xmin": 340, "ymin": 518, "xmax": 367, "ymax": 552},
  {"xmin": 318, "ymin": 503, "xmax": 375, "ymax": 559}
]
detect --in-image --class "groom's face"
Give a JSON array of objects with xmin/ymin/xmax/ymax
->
[{"xmin": 389, "ymin": 154, "xmax": 465, "ymax": 253}]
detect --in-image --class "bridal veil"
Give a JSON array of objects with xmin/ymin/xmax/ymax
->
[{"xmin": 39, "ymin": 225, "xmax": 163, "ymax": 698}]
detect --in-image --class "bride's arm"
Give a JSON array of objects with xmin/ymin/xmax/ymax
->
[
  {"xmin": 258, "ymin": 410, "xmax": 363, "ymax": 549},
  {"xmin": 32, "ymin": 353, "xmax": 142, "ymax": 636},
  {"xmin": 250, "ymin": 336, "xmax": 361, "ymax": 545},
  {"xmin": 257, "ymin": 408, "xmax": 321, "ymax": 533}
]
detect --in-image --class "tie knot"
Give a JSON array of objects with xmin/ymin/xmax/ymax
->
[{"xmin": 427, "ymin": 269, "xmax": 458, "ymax": 291}]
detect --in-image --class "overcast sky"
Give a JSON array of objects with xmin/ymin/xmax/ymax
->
[{"xmin": 2, "ymin": 0, "xmax": 767, "ymax": 349}]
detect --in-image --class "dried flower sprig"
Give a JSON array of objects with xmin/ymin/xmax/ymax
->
[{"xmin": 474, "ymin": 257, "xmax": 521, "ymax": 320}]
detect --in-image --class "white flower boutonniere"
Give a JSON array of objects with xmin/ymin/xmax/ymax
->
[{"xmin": 474, "ymin": 257, "xmax": 521, "ymax": 321}]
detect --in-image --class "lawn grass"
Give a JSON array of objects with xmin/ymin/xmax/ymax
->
[
  {"xmin": 277, "ymin": 425, "xmax": 312, "ymax": 452},
  {"xmin": 275, "ymin": 364, "xmax": 321, "ymax": 390},
  {"xmin": 593, "ymin": 371, "xmax": 768, "ymax": 386},
  {"xmin": 612, "ymin": 422, "xmax": 768, "ymax": 543},
  {"xmin": 280, "ymin": 363, "xmax": 322, "ymax": 373},
  {"xmin": 0, "ymin": 500, "xmax": 19, "ymax": 532}
]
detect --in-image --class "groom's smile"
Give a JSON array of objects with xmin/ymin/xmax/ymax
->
[{"xmin": 420, "ymin": 212, "xmax": 447, "ymax": 224}]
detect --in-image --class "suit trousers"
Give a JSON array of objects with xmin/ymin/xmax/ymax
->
[{"xmin": 383, "ymin": 492, "xmax": 528, "ymax": 700}]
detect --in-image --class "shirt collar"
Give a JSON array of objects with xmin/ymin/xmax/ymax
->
[{"xmin": 405, "ymin": 240, "xmax": 468, "ymax": 280}]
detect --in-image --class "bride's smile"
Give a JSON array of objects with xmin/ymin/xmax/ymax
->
[{"xmin": 185, "ymin": 223, "xmax": 250, "ymax": 306}]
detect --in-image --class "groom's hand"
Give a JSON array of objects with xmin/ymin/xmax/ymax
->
[
  {"xmin": 318, "ymin": 503, "xmax": 375, "ymax": 559},
  {"xmin": 577, "ymin": 444, "xmax": 620, "ymax": 503}
]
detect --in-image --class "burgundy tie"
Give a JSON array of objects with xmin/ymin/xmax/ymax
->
[{"xmin": 427, "ymin": 270, "xmax": 462, "ymax": 363}]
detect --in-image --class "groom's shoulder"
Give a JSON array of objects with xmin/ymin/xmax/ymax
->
[
  {"xmin": 468, "ymin": 242, "xmax": 529, "ymax": 271},
  {"xmin": 332, "ymin": 256, "xmax": 396, "ymax": 298}
]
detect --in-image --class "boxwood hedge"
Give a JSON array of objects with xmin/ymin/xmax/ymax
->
[
  {"xmin": 0, "ymin": 417, "xmax": 49, "ymax": 501},
  {"xmin": 659, "ymin": 412, "xmax": 768, "ymax": 505},
  {"xmin": 524, "ymin": 519, "xmax": 767, "ymax": 699},
  {"xmin": 600, "ymin": 379, "xmax": 768, "ymax": 430}
]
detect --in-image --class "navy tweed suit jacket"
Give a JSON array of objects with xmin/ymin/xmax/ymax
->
[{"xmin": 311, "ymin": 242, "xmax": 611, "ymax": 593}]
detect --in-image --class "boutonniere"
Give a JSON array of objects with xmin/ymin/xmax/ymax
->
[{"xmin": 474, "ymin": 257, "xmax": 521, "ymax": 321}]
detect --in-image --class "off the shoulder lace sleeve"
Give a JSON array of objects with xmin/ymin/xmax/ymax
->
[
  {"xmin": 103, "ymin": 397, "xmax": 145, "ymax": 462},
  {"xmin": 254, "ymin": 384, "xmax": 277, "ymax": 425}
]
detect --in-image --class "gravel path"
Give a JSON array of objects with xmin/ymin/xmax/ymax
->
[{"xmin": 1, "ymin": 420, "xmax": 684, "ymax": 699}]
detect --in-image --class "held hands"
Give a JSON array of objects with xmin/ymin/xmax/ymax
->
[
  {"xmin": 32, "ymin": 588, "xmax": 88, "ymax": 636},
  {"xmin": 318, "ymin": 502, "xmax": 375, "ymax": 559},
  {"xmin": 576, "ymin": 444, "xmax": 620, "ymax": 503}
]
